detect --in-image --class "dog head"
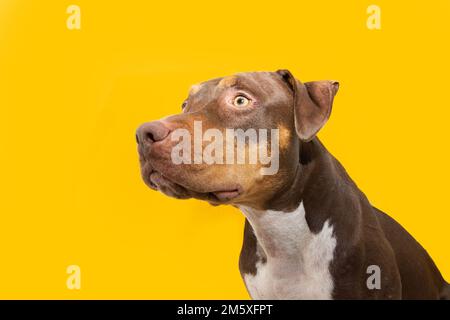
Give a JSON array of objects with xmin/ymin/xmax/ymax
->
[{"xmin": 136, "ymin": 70, "xmax": 338, "ymax": 209}]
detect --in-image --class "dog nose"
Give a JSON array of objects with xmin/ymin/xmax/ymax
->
[{"xmin": 136, "ymin": 121, "xmax": 170, "ymax": 145}]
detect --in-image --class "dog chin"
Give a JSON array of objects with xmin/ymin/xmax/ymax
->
[
  {"xmin": 147, "ymin": 171, "xmax": 192, "ymax": 199},
  {"xmin": 141, "ymin": 166, "xmax": 242, "ymax": 205}
]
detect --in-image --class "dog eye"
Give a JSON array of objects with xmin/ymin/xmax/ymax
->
[
  {"xmin": 181, "ymin": 100, "xmax": 188, "ymax": 110},
  {"xmin": 233, "ymin": 95, "xmax": 250, "ymax": 107}
]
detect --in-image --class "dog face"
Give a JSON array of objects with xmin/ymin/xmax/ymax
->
[{"xmin": 136, "ymin": 70, "xmax": 338, "ymax": 209}]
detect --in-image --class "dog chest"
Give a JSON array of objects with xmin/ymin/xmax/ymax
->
[{"xmin": 240, "ymin": 202, "xmax": 337, "ymax": 300}]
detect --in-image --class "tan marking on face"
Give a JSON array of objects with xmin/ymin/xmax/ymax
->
[
  {"xmin": 230, "ymin": 143, "xmax": 265, "ymax": 191},
  {"xmin": 189, "ymin": 83, "xmax": 202, "ymax": 95},
  {"xmin": 279, "ymin": 125, "xmax": 291, "ymax": 150},
  {"xmin": 217, "ymin": 76, "xmax": 237, "ymax": 88}
]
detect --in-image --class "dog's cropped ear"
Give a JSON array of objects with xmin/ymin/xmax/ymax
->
[{"xmin": 276, "ymin": 69, "xmax": 339, "ymax": 142}]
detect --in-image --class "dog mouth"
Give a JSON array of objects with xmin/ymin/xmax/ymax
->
[
  {"xmin": 138, "ymin": 143, "xmax": 242, "ymax": 203},
  {"xmin": 211, "ymin": 189, "xmax": 241, "ymax": 202},
  {"xmin": 143, "ymin": 168, "xmax": 242, "ymax": 204}
]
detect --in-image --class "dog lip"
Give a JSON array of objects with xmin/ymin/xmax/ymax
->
[
  {"xmin": 142, "ymin": 169, "xmax": 157, "ymax": 190},
  {"xmin": 211, "ymin": 187, "xmax": 242, "ymax": 202},
  {"xmin": 143, "ymin": 167, "xmax": 243, "ymax": 203},
  {"xmin": 148, "ymin": 171, "xmax": 159, "ymax": 188}
]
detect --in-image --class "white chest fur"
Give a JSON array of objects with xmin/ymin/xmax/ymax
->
[{"xmin": 239, "ymin": 202, "xmax": 337, "ymax": 300}]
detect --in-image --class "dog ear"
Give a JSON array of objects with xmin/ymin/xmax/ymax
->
[{"xmin": 276, "ymin": 69, "xmax": 339, "ymax": 142}]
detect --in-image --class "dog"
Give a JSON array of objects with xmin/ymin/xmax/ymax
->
[{"xmin": 136, "ymin": 70, "xmax": 449, "ymax": 299}]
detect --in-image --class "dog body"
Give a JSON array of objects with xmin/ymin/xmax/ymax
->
[
  {"xmin": 239, "ymin": 137, "xmax": 446, "ymax": 299},
  {"xmin": 136, "ymin": 70, "xmax": 448, "ymax": 299}
]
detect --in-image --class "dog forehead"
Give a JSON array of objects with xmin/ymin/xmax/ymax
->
[
  {"xmin": 235, "ymin": 71, "xmax": 277, "ymax": 83},
  {"xmin": 224, "ymin": 72, "xmax": 281, "ymax": 89},
  {"xmin": 190, "ymin": 72, "xmax": 280, "ymax": 95},
  {"xmin": 185, "ymin": 72, "xmax": 287, "ymax": 113},
  {"xmin": 188, "ymin": 77, "xmax": 222, "ymax": 97}
]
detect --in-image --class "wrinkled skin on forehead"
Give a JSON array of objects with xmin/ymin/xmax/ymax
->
[{"xmin": 137, "ymin": 72, "xmax": 301, "ymax": 210}]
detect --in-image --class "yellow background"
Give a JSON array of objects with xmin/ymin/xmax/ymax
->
[{"xmin": 0, "ymin": 0, "xmax": 449, "ymax": 299}]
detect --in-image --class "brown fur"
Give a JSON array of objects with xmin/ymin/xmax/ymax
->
[{"xmin": 136, "ymin": 70, "xmax": 449, "ymax": 299}]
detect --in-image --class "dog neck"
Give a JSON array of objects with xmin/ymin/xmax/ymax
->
[
  {"xmin": 238, "ymin": 137, "xmax": 364, "ymax": 260},
  {"xmin": 264, "ymin": 138, "xmax": 352, "ymax": 213}
]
